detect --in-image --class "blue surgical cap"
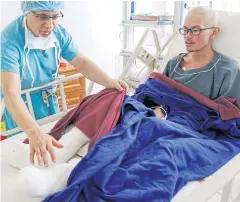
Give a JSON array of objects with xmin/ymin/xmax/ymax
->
[{"xmin": 21, "ymin": 1, "xmax": 64, "ymax": 13}]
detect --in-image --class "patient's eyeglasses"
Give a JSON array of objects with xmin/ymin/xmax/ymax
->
[
  {"xmin": 179, "ymin": 27, "xmax": 215, "ymax": 36},
  {"xmin": 32, "ymin": 11, "xmax": 64, "ymax": 21}
]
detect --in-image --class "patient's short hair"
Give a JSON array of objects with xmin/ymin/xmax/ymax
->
[{"xmin": 188, "ymin": 6, "xmax": 220, "ymax": 27}]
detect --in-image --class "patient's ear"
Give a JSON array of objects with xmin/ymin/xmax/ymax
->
[
  {"xmin": 212, "ymin": 27, "xmax": 220, "ymax": 38},
  {"xmin": 210, "ymin": 27, "xmax": 220, "ymax": 41}
]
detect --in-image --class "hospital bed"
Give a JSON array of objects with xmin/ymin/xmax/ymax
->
[{"xmin": 1, "ymin": 10, "xmax": 240, "ymax": 202}]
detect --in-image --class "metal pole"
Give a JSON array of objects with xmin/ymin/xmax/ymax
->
[
  {"xmin": 26, "ymin": 92, "xmax": 35, "ymax": 119},
  {"xmin": 122, "ymin": 1, "xmax": 131, "ymax": 68},
  {"xmin": 59, "ymin": 82, "xmax": 67, "ymax": 112}
]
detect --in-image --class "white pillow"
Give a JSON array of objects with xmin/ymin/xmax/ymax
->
[{"xmin": 213, "ymin": 11, "xmax": 240, "ymax": 63}]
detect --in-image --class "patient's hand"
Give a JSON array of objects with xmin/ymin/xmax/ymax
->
[{"xmin": 154, "ymin": 107, "xmax": 165, "ymax": 119}]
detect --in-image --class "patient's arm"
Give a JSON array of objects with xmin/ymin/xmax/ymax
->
[
  {"xmin": 219, "ymin": 66, "xmax": 240, "ymax": 104},
  {"xmin": 153, "ymin": 106, "xmax": 167, "ymax": 119}
]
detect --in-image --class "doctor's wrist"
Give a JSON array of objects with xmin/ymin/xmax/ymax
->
[
  {"xmin": 104, "ymin": 77, "xmax": 115, "ymax": 88},
  {"xmin": 25, "ymin": 126, "xmax": 42, "ymax": 137}
]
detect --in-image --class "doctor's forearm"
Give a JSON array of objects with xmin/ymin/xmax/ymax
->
[
  {"xmin": 4, "ymin": 91, "xmax": 40, "ymax": 135},
  {"xmin": 81, "ymin": 62, "xmax": 112, "ymax": 87},
  {"xmin": 70, "ymin": 56, "xmax": 112, "ymax": 87}
]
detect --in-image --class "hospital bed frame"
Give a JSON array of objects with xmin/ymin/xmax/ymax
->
[
  {"xmin": 1, "ymin": 73, "xmax": 84, "ymax": 136},
  {"xmin": 1, "ymin": 28, "xmax": 240, "ymax": 202}
]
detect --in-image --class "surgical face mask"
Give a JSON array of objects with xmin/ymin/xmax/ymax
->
[
  {"xmin": 22, "ymin": 17, "xmax": 61, "ymax": 88},
  {"xmin": 24, "ymin": 17, "xmax": 57, "ymax": 50}
]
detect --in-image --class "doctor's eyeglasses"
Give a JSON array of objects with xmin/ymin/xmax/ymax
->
[
  {"xmin": 32, "ymin": 11, "xmax": 64, "ymax": 21},
  {"xmin": 179, "ymin": 27, "xmax": 215, "ymax": 36}
]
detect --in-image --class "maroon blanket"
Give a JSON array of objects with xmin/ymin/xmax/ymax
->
[
  {"xmin": 24, "ymin": 89, "xmax": 125, "ymax": 149},
  {"xmin": 50, "ymin": 89, "xmax": 125, "ymax": 149}
]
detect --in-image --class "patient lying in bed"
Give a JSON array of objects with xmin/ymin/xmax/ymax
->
[{"xmin": 153, "ymin": 6, "xmax": 240, "ymax": 119}]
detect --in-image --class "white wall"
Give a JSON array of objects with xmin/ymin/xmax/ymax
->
[
  {"xmin": 0, "ymin": 1, "xmax": 122, "ymax": 79},
  {"xmin": 0, "ymin": 1, "xmax": 22, "ymax": 30},
  {"xmin": 61, "ymin": 1, "xmax": 122, "ymax": 78}
]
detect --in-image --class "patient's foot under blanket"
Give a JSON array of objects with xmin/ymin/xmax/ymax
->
[
  {"xmin": 20, "ymin": 163, "xmax": 74, "ymax": 198},
  {"xmin": 44, "ymin": 74, "xmax": 240, "ymax": 202}
]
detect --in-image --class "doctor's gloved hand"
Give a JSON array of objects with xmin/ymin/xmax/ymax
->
[
  {"xmin": 107, "ymin": 79, "xmax": 129, "ymax": 92},
  {"xmin": 27, "ymin": 129, "xmax": 64, "ymax": 167}
]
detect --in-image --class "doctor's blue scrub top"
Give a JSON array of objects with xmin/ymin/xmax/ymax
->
[{"xmin": 0, "ymin": 15, "xmax": 79, "ymax": 131}]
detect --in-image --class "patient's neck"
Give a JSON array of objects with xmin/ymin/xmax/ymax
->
[
  {"xmin": 183, "ymin": 46, "xmax": 214, "ymax": 70},
  {"xmin": 191, "ymin": 47, "xmax": 214, "ymax": 62}
]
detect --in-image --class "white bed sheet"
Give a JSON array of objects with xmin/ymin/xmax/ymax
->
[
  {"xmin": 172, "ymin": 173, "xmax": 240, "ymax": 202},
  {"xmin": 1, "ymin": 157, "xmax": 42, "ymax": 202},
  {"xmin": 1, "ymin": 121, "xmax": 58, "ymax": 202},
  {"xmin": 1, "ymin": 121, "xmax": 240, "ymax": 202}
]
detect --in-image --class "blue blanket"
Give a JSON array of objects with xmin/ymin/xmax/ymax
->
[{"xmin": 44, "ymin": 79, "xmax": 240, "ymax": 202}]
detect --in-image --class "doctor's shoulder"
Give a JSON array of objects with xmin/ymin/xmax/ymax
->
[
  {"xmin": 53, "ymin": 24, "xmax": 74, "ymax": 46},
  {"xmin": 1, "ymin": 16, "xmax": 25, "ymax": 47}
]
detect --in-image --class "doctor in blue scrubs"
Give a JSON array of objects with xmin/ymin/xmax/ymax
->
[{"xmin": 1, "ymin": 1, "xmax": 128, "ymax": 167}]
